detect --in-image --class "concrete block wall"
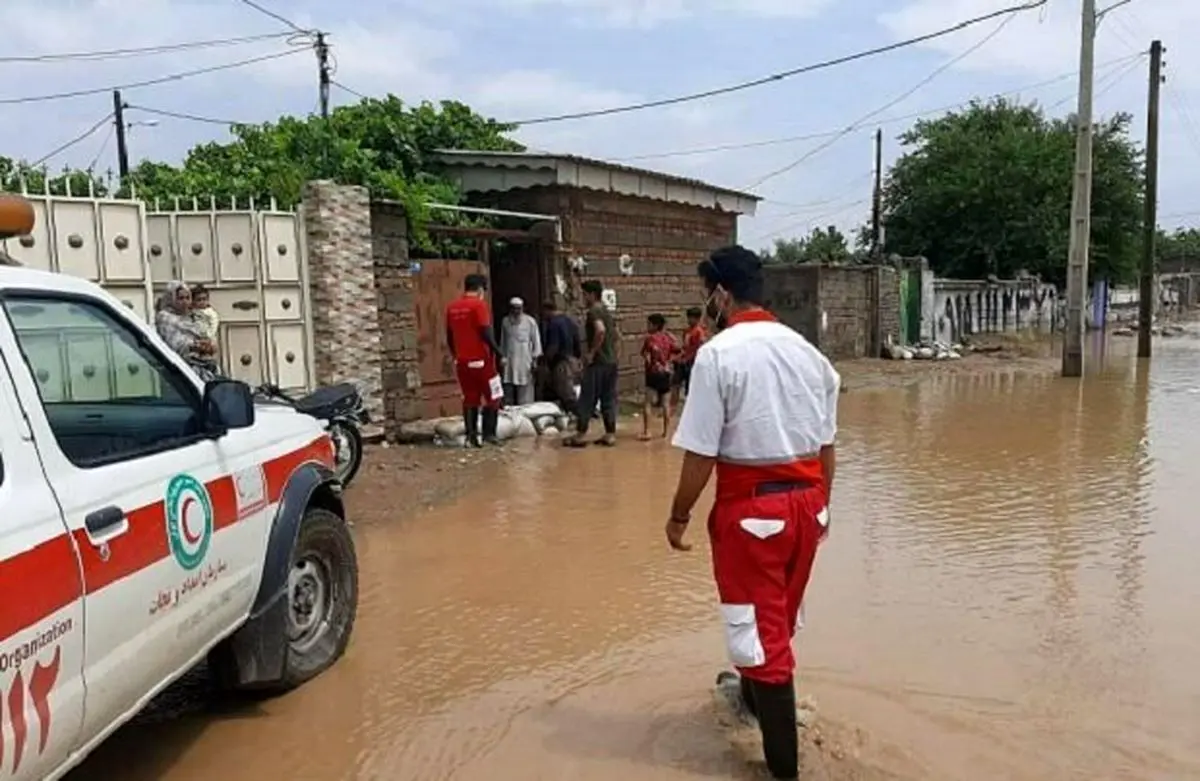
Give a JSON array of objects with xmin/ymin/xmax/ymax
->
[
  {"xmin": 301, "ymin": 181, "xmax": 384, "ymax": 419},
  {"xmin": 763, "ymin": 264, "xmax": 901, "ymax": 360},
  {"xmin": 370, "ymin": 201, "xmax": 424, "ymax": 430}
]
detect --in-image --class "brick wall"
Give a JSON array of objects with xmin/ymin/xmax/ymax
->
[
  {"xmin": 762, "ymin": 264, "xmax": 901, "ymax": 360},
  {"xmin": 301, "ymin": 181, "xmax": 384, "ymax": 418},
  {"xmin": 370, "ymin": 201, "xmax": 424, "ymax": 430},
  {"xmin": 473, "ymin": 186, "xmax": 737, "ymax": 391}
]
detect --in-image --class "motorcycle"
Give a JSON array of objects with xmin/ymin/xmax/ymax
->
[{"xmin": 255, "ymin": 382, "xmax": 367, "ymax": 487}]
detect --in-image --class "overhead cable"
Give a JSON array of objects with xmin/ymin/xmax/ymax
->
[
  {"xmin": 744, "ymin": 11, "xmax": 1024, "ymax": 191},
  {"xmin": 616, "ymin": 52, "xmax": 1144, "ymax": 162},
  {"xmin": 0, "ymin": 32, "xmax": 294, "ymax": 63},
  {"xmin": 504, "ymin": 0, "xmax": 1048, "ymax": 126},
  {"xmin": 0, "ymin": 48, "xmax": 308, "ymax": 105},
  {"xmin": 234, "ymin": 0, "xmax": 311, "ymax": 33},
  {"xmin": 27, "ymin": 113, "xmax": 114, "ymax": 167}
]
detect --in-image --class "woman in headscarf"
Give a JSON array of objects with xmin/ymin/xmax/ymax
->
[{"xmin": 155, "ymin": 281, "xmax": 218, "ymax": 375}]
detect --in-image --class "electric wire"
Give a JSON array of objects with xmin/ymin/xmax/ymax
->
[
  {"xmin": 504, "ymin": 0, "xmax": 1047, "ymax": 126},
  {"xmin": 0, "ymin": 32, "xmax": 295, "ymax": 63},
  {"xmin": 0, "ymin": 48, "xmax": 308, "ymax": 105},
  {"xmin": 234, "ymin": 0, "xmax": 311, "ymax": 33},
  {"xmin": 127, "ymin": 105, "xmax": 248, "ymax": 125},
  {"xmin": 27, "ymin": 113, "xmax": 115, "ymax": 168},
  {"xmin": 86, "ymin": 124, "xmax": 116, "ymax": 172},
  {"xmin": 615, "ymin": 52, "xmax": 1143, "ymax": 162},
  {"xmin": 744, "ymin": 9, "xmax": 1022, "ymax": 191}
]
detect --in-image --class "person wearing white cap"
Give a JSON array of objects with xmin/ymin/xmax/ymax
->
[{"xmin": 500, "ymin": 296, "xmax": 542, "ymax": 405}]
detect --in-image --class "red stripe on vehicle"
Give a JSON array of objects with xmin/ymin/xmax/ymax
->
[{"xmin": 0, "ymin": 435, "xmax": 333, "ymax": 642}]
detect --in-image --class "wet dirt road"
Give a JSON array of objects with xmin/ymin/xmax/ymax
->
[{"xmin": 74, "ymin": 332, "xmax": 1200, "ymax": 780}]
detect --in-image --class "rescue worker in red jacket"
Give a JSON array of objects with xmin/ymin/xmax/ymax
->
[
  {"xmin": 445, "ymin": 274, "xmax": 505, "ymax": 447},
  {"xmin": 665, "ymin": 245, "xmax": 838, "ymax": 780}
]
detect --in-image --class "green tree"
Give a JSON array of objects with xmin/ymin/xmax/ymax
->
[
  {"xmin": 761, "ymin": 225, "xmax": 851, "ymax": 264},
  {"xmin": 1158, "ymin": 227, "xmax": 1200, "ymax": 271},
  {"xmin": 876, "ymin": 98, "xmax": 1143, "ymax": 287},
  {"xmin": 4, "ymin": 97, "xmax": 521, "ymax": 244}
]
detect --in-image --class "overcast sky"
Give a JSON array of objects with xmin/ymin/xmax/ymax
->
[{"xmin": 4, "ymin": 0, "xmax": 1198, "ymax": 251}]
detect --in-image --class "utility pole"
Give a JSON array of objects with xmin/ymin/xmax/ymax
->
[
  {"xmin": 1061, "ymin": 0, "xmax": 1097, "ymax": 377},
  {"xmin": 871, "ymin": 128, "xmax": 883, "ymax": 259},
  {"xmin": 112, "ymin": 90, "xmax": 129, "ymax": 183},
  {"xmin": 315, "ymin": 32, "xmax": 331, "ymax": 119},
  {"xmin": 1137, "ymin": 40, "xmax": 1163, "ymax": 358}
]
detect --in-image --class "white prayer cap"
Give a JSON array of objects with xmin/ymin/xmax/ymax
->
[{"xmin": 510, "ymin": 297, "xmax": 523, "ymax": 306}]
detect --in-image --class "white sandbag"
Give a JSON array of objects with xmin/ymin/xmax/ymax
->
[
  {"xmin": 512, "ymin": 414, "xmax": 537, "ymax": 438},
  {"xmin": 495, "ymin": 414, "xmax": 517, "ymax": 440},
  {"xmin": 534, "ymin": 415, "xmax": 557, "ymax": 433},
  {"xmin": 542, "ymin": 426, "xmax": 560, "ymax": 437},
  {"xmin": 558, "ymin": 414, "xmax": 570, "ymax": 431},
  {"xmin": 433, "ymin": 418, "xmax": 465, "ymax": 438},
  {"xmin": 516, "ymin": 401, "xmax": 562, "ymax": 420}
]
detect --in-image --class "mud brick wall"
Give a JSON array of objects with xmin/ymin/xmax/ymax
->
[
  {"xmin": 762, "ymin": 264, "xmax": 901, "ymax": 360},
  {"xmin": 471, "ymin": 186, "xmax": 737, "ymax": 392},
  {"xmin": 369, "ymin": 200, "xmax": 424, "ymax": 432},
  {"xmin": 301, "ymin": 181, "xmax": 384, "ymax": 418}
]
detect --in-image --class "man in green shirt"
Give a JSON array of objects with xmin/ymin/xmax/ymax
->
[{"xmin": 564, "ymin": 280, "xmax": 619, "ymax": 447}]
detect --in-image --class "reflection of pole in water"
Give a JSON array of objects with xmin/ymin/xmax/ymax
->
[{"xmin": 1115, "ymin": 362, "xmax": 1151, "ymax": 622}]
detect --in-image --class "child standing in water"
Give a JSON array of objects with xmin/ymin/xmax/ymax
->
[{"xmin": 639, "ymin": 313, "xmax": 678, "ymax": 440}]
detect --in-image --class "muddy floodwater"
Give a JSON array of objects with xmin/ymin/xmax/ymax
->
[{"xmin": 74, "ymin": 332, "xmax": 1200, "ymax": 780}]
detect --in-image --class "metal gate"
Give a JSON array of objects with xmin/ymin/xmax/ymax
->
[{"xmin": 0, "ymin": 188, "xmax": 315, "ymax": 396}]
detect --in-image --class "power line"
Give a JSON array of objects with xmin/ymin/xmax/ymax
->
[
  {"xmin": 0, "ymin": 32, "xmax": 294, "ymax": 63},
  {"xmin": 27, "ymin": 113, "xmax": 114, "ymax": 167},
  {"xmin": 747, "ymin": 199, "xmax": 872, "ymax": 246},
  {"xmin": 332, "ymin": 80, "xmax": 369, "ymax": 100},
  {"xmin": 234, "ymin": 0, "xmax": 311, "ymax": 33},
  {"xmin": 744, "ymin": 9, "xmax": 1023, "ymax": 191},
  {"xmin": 614, "ymin": 53, "xmax": 1143, "ymax": 163},
  {"xmin": 86, "ymin": 124, "xmax": 116, "ymax": 172},
  {"xmin": 505, "ymin": 0, "xmax": 1047, "ymax": 126},
  {"xmin": 127, "ymin": 104, "xmax": 248, "ymax": 125},
  {"xmin": 0, "ymin": 48, "xmax": 308, "ymax": 105}
]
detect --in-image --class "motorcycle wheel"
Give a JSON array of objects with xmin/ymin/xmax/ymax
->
[{"xmin": 329, "ymin": 420, "xmax": 364, "ymax": 488}]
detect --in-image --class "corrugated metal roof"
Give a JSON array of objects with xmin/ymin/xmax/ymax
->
[{"xmin": 432, "ymin": 149, "xmax": 761, "ymax": 207}]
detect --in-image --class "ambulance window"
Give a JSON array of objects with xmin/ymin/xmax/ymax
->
[{"xmin": 1, "ymin": 293, "xmax": 203, "ymax": 468}]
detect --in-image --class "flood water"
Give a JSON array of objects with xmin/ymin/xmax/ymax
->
[{"xmin": 74, "ymin": 331, "xmax": 1200, "ymax": 780}]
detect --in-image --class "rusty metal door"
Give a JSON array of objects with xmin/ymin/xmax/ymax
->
[{"xmin": 412, "ymin": 257, "xmax": 486, "ymax": 419}]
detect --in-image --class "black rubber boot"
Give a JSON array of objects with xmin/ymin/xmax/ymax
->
[
  {"xmin": 463, "ymin": 406, "xmax": 481, "ymax": 447},
  {"xmin": 745, "ymin": 677, "xmax": 799, "ymax": 780},
  {"xmin": 481, "ymin": 408, "xmax": 502, "ymax": 446}
]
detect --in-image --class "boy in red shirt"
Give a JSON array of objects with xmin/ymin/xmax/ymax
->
[
  {"xmin": 445, "ymin": 274, "xmax": 505, "ymax": 447},
  {"xmin": 670, "ymin": 306, "xmax": 707, "ymax": 409},
  {"xmin": 639, "ymin": 313, "xmax": 679, "ymax": 440}
]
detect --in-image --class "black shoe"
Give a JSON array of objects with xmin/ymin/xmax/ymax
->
[
  {"xmin": 744, "ymin": 677, "xmax": 799, "ymax": 780},
  {"xmin": 481, "ymin": 408, "xmax": 502, "ymax": 445}
]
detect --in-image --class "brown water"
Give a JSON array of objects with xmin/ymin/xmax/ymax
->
[{"xmin": 74, "ymin": 332, "xmax": 1200, "ymax": 781}]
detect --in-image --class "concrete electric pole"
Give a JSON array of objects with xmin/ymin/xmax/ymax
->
[
  {"xmin": 112, "ymin": 90, "xmax": 130, "ymax": 184},
  {"xmin": 1137, "ymin": 40, "xmax": 1163, "ymax": 358},
  {"xmin": 1061, "ymin": 0, "xmax": 1097, "ymax": 377}
]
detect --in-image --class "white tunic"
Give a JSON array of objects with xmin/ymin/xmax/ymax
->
[{"xmin": 501, "ymin": 313, "xmax": 542, "ymax": 386}]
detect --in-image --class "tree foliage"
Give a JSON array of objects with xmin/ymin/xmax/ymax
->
[
  {"xmin": 761, "ymin": 225, "xmax": 853, "ymax": 264},
  {"xmin": 1158, "ymin": 227, "xmax": 1200, "ymax": 270},
  {"xmin": 877, "ymin": 98, "xmax": 1144, "ymax": 286},
  {"xmin": 3, "ymin": 96, "xmax": 521, "ymax": 241}
]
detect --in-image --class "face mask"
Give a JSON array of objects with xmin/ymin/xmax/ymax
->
[{"xmin": 703, "ymin": 286, "xmax": 727, "ymax": 325}]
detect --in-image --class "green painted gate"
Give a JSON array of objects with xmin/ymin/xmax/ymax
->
[{"xmin": 899, "ymin": 269, "xmax": 921, "ymax": 345}]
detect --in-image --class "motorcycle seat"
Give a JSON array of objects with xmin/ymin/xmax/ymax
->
[{"xmin": 294, "ymin": 383, "xmax": 359, "ymax": 416}]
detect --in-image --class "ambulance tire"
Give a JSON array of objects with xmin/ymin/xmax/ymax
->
[{"xmin": 278, "ymin": 507, "xmax": 359, "ymax": 689}]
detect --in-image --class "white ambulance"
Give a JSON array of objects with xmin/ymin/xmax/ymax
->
[{"xmin": 0, "ymin": 262, "xmax": 359, "ymax": 780}]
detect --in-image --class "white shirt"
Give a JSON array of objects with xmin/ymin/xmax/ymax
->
[{"xmin": 671, "ymin": 319, "xmax": 839, "ymax": 463}]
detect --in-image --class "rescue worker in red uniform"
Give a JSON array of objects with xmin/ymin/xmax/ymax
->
[
  {"xmin": 445, "ymin": 274, "xmax": 505, "ymax": 447},
  {"xmin": 666, "ymin": 246, "xmax": 838, "ymax": 780}
]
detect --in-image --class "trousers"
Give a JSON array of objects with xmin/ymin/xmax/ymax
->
[
  {"xmin": 575, "ymin": 362, "xmax": 618, "ymax": 434},
  {"xmin": 709, "ymin": 482, "xmax": 827, "ymax": 684},
  {"xmin": 455, "ymin": 358, "xmax": 501, "ymax": 409}
]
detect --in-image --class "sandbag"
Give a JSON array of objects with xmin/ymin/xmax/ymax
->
[
  {"xmin": 515, "ymin": 401, "xmax": 562, "ymax": 420},
  {"xmin": 534, "ymin": 415, "xmax": 557, "ymax": 433},
  {"xmin": 433, "ymin": 418, "xmax": 465, "ymax": 438},
  {"xmin": 542, "ymin": 426, "xmax": 560, "ymax": 437},
  {"xmin": 512, "ymin": 414, "xmax": 537, "ymax": 438}
]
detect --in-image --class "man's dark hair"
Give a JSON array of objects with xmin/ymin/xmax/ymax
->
[
  {"xmin": 464, "ymin": 274, "xmax": 488, "ymax": 292},
  {"xmin": 647, "ymin": 313, "xmax": 666, "ymax": 329},
  {"xmin": 543, "ymin": 299, "xmax": 558, "ymax": 312},
  {"xmin": 580, "ymin": 280, "xmax": 603, "ymax": 297},
  {"xmin": 698, "ymin": 245, "xmax": 764, "ymax": 305},
  {"xmin": 685, "ymin": 306, "xmax": 702, "ymax": 319}
]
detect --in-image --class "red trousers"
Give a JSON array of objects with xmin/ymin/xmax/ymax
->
[
  {"xmin": 709, "ymin": 484, "xmax": 827, "ymax": 684},
  {"xmin": 455, "ymin": 358, "xmax": 502, "ymax": 408}
]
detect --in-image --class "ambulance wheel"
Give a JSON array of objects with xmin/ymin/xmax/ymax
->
[{"xmin": 279, "ymin": 507, "xmax": 358, "ymax": 688}]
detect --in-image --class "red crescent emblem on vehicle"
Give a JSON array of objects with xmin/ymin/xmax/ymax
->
[{"xmin": 181, "ymin": 496, "xmax": 203, "ymax": 544}]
